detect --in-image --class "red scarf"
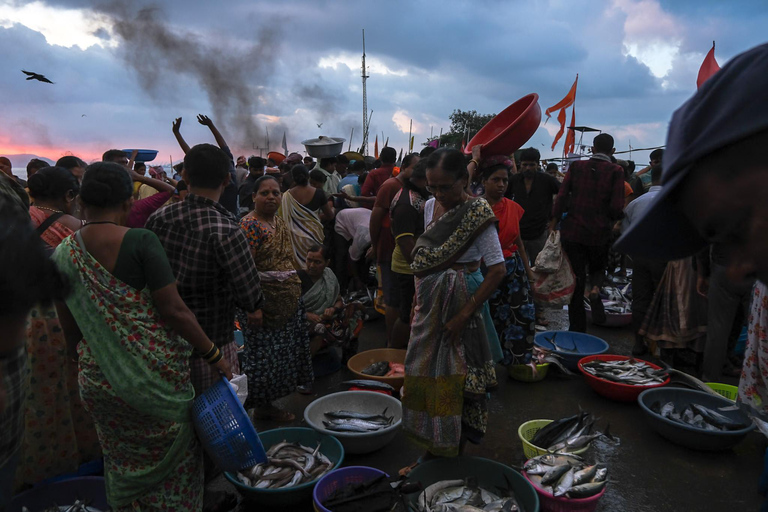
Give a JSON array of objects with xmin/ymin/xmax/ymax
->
[{"xmin": 492, "ymin": 198, "xmax": 524, "ymax": 258}]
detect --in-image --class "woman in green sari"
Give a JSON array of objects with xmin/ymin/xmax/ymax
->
[
  {"xmin": 402, "ymin": 148, "xmax": 506, "ymax": 461},
  {"xmin": 53, "ymin": 162, "xmax": 232, "ymax": 511}
]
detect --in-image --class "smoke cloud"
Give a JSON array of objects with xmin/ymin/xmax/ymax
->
[{"xmin": 92, "ymin": 2, "xmax": 279, "ymax": 149}]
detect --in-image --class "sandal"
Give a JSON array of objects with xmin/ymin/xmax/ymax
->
[{"xmin": 252, "ymin": 407, "xmax": 295, "ymax": 422}]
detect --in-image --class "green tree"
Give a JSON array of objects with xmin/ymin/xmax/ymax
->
[{"xmin": 424, "ymin": 109, "xmax": 496, "ymax": 148}]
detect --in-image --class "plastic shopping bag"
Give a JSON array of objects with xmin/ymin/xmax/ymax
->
[
  {"xmin": 531, "ymin": 249, "xmax": 576, "ymax": 307},
  {"xmin": 534, "ymin": 231, "xmax": 562, "ymax": 274},
  {"xmin": 228, "ymin": 374, "xmax": 249, "ymax": 405}
]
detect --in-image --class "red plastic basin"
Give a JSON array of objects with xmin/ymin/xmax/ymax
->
[
  {"xmin": 523, "ymin": 469, "xmax": 606, "ymax": 512},
  {"xmin": 464, "ymin": 94, "xmax": 541, "ymax": 157},
  {"xmin": 578, "ymin": 355, "xmax": 669, "ymax": 402}
]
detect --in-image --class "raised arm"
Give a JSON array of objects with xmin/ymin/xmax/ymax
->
[
  {"xmin": 129, "ymin": 169, "xmax": 175, "ymax": 194},
  {"xmin": 197, "ymin": 114, "xmax": 228, "ymax": 150},
  {"xmin": 172, "ymin": 117, "xmax": 191, "ymax": 154}
]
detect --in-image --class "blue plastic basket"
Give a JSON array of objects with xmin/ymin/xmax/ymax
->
[{"xmin": 191, "ymin": 377, "xmax": 267, "ymax": 472}]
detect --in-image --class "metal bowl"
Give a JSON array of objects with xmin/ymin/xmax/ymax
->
[
  {"xmin": 301, "ymin": 136, "xmax": 345, "ymax": 158},
  {"xmin": 303, "ymin": 391, "xmax": 402, "ymax": 455}
]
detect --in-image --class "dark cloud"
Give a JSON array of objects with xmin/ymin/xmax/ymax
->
[{"xmin": 3, "ymin": 0, "xmax": 768, "ymax": 162}]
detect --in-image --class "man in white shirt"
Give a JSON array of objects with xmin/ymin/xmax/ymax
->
[{"xmin": 622, "ymin": 164, "xmax": 665, "ymax": 356}]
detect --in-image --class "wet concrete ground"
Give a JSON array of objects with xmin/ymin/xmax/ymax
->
[{"xmin": 219, "ymin": 308, "xmax": 766, "ymax": 511}]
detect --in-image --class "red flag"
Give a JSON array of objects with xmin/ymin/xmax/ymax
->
[
  {"xmin": 697, "ymin": 42, "xmax": 720, "ymax": 89},
  {"xmin": 374, "ymin": 135, "xmax": 379, "ymax": 159},
  {"xmin": 545, "ymin": 75, "xmax": 579, "ymax": 118},
  {"xmin": 550, "ymin": 108, "xmax": 567, "ymax": 150},
  {"xmin": 564, "ymin": 105, "xmax": 576, "ymax": 156}
]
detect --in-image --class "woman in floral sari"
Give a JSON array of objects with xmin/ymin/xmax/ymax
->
[
  {"xmin": 16, "ymin": 167, "xmax": 101, "ymax": 490},
  {"xmin": 237, "ymin": 175, "xmax": 313, "ymax": 421},
  {"xmin": 480, "ymin": 157, "xmax": 537, "ymax": 368},
  {"xmin": 402, "ymin": 148, "xmax": 506, "ymax": 461},
  {"xmin": 53, "ymin": 162, "xmax": 231, "ymax": 511}
]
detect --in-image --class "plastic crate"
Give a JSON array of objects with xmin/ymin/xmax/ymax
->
[{"xmin": 191, "ymin": 377, "xmax": 266, "ymax": 472}]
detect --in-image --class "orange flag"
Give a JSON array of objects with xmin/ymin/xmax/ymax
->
[
  {"xmin": 697, "ymin": 42, "xmax": 720, "ymax": 89},
  {"xmin": 545, "ymin": 75, "xmax": 579, "ymax": 118},
  {"xmin": 550, "ymin": 108, "xmax": 567, "ymax": 150},
  {"xmin": 374, "ymin": 135, "xmax": 379, "ymax": 158},
  {"xmin": 564, "ymin": 105, "xmax": 576, "ymax": 156}
]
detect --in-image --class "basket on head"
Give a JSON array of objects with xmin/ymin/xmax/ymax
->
[
  {"xmin": 313, "ymin": 466, "xmax": 389, "ymax": 512},
  {"xmin": 518, "ymin": 419, "xmax": 590, "ymax": 459},
  {"xmin": 705, "ymin": 382, "xmax": 738, "ymax": 402},
  {"xmin": 191, "ymin": 377, "xmax": 266, "ymax": 472}
]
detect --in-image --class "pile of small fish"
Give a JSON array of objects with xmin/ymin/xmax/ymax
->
[
  {"xmin": 524, "ymin": 453, "xmax": 608, "ymax": 499},
  {"xmin": 321, "ymin": 474, "xmax": 421, "ymax": 512},
  {"xmin": 530, "ymin": 411, "xmax": 610, "ymax": 452},
  {"xmin": 531, "ymin": 346, "xmax": 573, "ymax": 375},
  {"xmin": 580, "ymin": 358, "xmax": 668, "ymax": 386},
  {"xmin": 362, "ymin": 360, "xmax": 406, "ymax": 378},
  {"xmin": 235, "ymin": 441, "xmax": 333, "ymax": 489},
  {"xmin": 322, "ymin": 408, "xmax": 395, "ymax": 433},
  {"xmin": 416, "ymin": 477, "xmax": 527, "ymax": 512},
  {"xmin": 650, "ymin": 401, "xmax": 751, "ymax": 432},
  {"xmin": 27, "ymin": 502, "xmax": 103, "ymax": 512}
]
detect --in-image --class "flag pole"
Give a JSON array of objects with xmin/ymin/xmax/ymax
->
[
  {"xmin": 438, "ymin": 128, "xmax": 442, "ymax": 147},
  {"xmin": 408, "ymin": 119, "xmax": 412, "ymax": 153}
]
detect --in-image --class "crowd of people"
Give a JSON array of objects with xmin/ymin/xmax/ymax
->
[{"xmin": 2, "ymin": 41, "xmax": 768, "ymax": 511}]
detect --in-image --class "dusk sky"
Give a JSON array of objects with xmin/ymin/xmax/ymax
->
[{"xmin": 2, "ymin": 0, "xmax": 767, "ymax": 167}]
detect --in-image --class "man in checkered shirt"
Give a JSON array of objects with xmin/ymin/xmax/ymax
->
[{"xmin": 147, "ymin": 143, "xmax": 264, "ymax": 394}]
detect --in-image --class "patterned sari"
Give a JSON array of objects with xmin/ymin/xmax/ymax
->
[
  {"xmin": 278, "ymin": 190, "xmax": 324, "ymax": 269},
  {"xmin": 402, "ymin": 198, "xmax": 498, "ymax": 457},
  {"xmin": 237, "ymin": 217, "xmax": 313, "ymax": 408},
  {"xmin": 53, "ymin": 232, "xmax": 202, "ymax": 511},
  {"xmin": 16, "ymin": 208, "xmax": 101, "ymax": 489}
]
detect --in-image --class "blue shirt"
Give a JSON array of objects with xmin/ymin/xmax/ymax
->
[{"xmin": 338, "ymin": 174, "xmax": 361, "ymax": 194}]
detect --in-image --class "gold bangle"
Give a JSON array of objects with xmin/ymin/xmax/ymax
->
[{"xmin": 469, "ymin": 159, "xmax": 480, "ymax": 168}]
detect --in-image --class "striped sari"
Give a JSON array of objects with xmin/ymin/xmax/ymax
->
[
  {"xmin": 279, "ymin": 190, "xmax": 325, "ymax": 269},
  {"xmin": 402, "ymin": 198, "xmax": 498, "ymax": 457}
]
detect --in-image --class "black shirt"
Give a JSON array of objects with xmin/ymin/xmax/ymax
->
[
  {"xmin": 238, "ymin": 173, "xmax": 259, "ymax": 211},
  {"xmin": 508, "ymin": 171, "xmax": 561, "ymax": 240}
]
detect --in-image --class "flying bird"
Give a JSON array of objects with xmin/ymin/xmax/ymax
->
[
  {"xmin": 317, "ymin": 123, "xmax": 323, "ymax": 128},
  {"xmin": 22, "ymin": 70, "xmax": 54, "ymax": 84}
]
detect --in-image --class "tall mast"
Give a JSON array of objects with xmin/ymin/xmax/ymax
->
[{"xmin": 361, "ymin": 29, "xmax": 370, "ymax": 156}]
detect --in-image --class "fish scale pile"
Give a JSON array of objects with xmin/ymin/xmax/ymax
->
[
  {"xmin": 417, "ymin": 477, "xmax": 527, "ymax": 512},
  {"xmin": 322, "ymin": 408, "xmax": 395, "ymax": 433},
  {"xmin": 235, "ymin": 441, "xmax": 333, "ymax": 489},
  {"xmin": 650, "ymin": 401, "xmax": 751, "ymax": 431},
  {"xmin": 524, "ymin": 453, "xmax": 608, "ymax": 499},
  {"xmin": 530, "ymin": 411, "xmax": 608, "ymax": 453},
  {"xmin": 580, "ymin": 358, "xmax": 668, "ymax": 386}
]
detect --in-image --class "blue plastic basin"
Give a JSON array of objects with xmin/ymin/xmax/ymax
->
[
  {"xmin": 534, "ymin": 331, "xmax": 609, "ymax": 371},
  {"xmin": 122, "ymin": 149, "xmax": 158, "ymax": 162}
]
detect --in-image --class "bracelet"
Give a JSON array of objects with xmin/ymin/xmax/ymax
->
[
  {"xmin": 470, "ymin": 295, "xmax": 478, "ymax": 308},
  {"xmin": 206, "ymin": 347, "xmax": 223, "ymax": 364},
  {"xmin": 198, "ymin": 344, "xmax": 217, "ymax": 360},
  {"xmin": 469, "ymin": 159, "xmax": 480, "ymax": 168}
]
